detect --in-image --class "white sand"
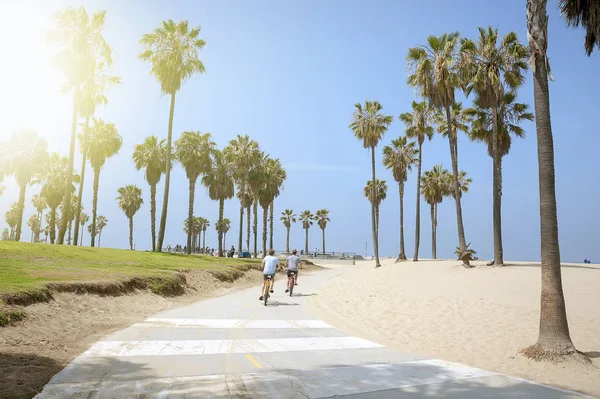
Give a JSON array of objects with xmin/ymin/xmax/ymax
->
[{"xmin": 309, "ymin": 259, "xmax": 600, "ymax": 397}]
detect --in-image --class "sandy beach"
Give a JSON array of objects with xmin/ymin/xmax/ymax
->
[{"xmin": 309, "ymin": 259, "xmax": 600, "ymax": 397}]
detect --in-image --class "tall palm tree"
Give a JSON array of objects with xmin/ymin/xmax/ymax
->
[
  {"xmin": 5, "ymin": 203, "xmax": 19, "ymax": 240},
  {"xmin": 87, "ymin": 223, "xmax": 98, "ymax": 244},
  {"xmin": 363, "ymin": 180, "xmax": 388, "ymax": 233},
  {"xmin": 268, "ymin": 161, "xmax": 286, "ymax": 251},
  {"xmin": 349, "ymin": 100, "xmax": 393, "ymax": 268},
  {"xmin": 222, "ymin": 218, "xmax": 231, "ymax": 249},
  {"xmin": 41, "ymin": 153, "xmax": 78, "ymax": 244},
  {"xmin": 225, "ymin": 136, "xmax": 260, "ymax": 253},
  {"xmin": 281, "ymin": 209, "xmax": 297, "ymax": 254},
  {"xmin": 248, "ymin": 152, "xmax": 269, "ymax": 258},
  {"xmin": 199, "ymin": 217, "xmax": 210, "ymax": 249},
  {"xmin": 407, "ymin": 33, "xmax": 472, "ymax": 267},
  {"xmin": 5, "ymin": 130, "xmax": 48, "ymax": 241},
  {"xmin": 79, "ymin": 212, "xmax": 89, "ymax": 246},
  {"xmin": 60, "ymin": 195, "xmax": 80, "ymax": 245},
  {"xmin": 139, "ymin": 19, "xmax": 206, "ymax": 252},
  {"xmin": 133, "ymin": 136, "xmax": 168, "ymax": 251},
  {"xmin": 422, "ymin": 165, "xmax": 452, "ymax": 259},
  {"xmin": 202, "ymin": 148, "xmax": 234, "ymax": 256},
  {"xmin": 117, "ymin": 185, "xmax": 144, "ymax": 250},
  {"xmin": 299, "ymin": 210, "xmax": 314, "ymax": 255},
  {"xmin": 74, "ymin": 62, "xmax": 120, "ymax": 247},
  {"xmin": 96, "ymin": 215, "xmax": 107, "ymax": 247},
  {"xmin": 86, "ymin": 118, "xmax": 122, "ymax": 247},
  {"xmin": 316, "ymin": 209, "xmax": 330, "ymax": 255},
  {"xmin": 382, "ymin": 136, "xmax": 419, "ymax": 261},
  {"xmin": 460, "ymin": 27, "xmax": 528, "ymax": 266},
  {"xmin": 175, "ymin": 131, "xmax": 215, "ymax": 254},
  {"xmin": 48, "ymin": 7, "xmax": 114, "ymax": 245},
  {"xmin": 32, "ymin": 194, "xmax": 47, "ymax": 243},
  {"xmin": 520, "ymin": 0, "xmax": 596, "ymax": 362},
  {"xmin": 27, "ymin": 214, "xmax": 41, "ymax": 243},
  {"xmin": 399, "ymin": 102, "xmax": 434, "ymax": 262}
]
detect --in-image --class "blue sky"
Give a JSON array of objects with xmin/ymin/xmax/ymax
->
[{"xmin": 0, "ymin": 0, "xmax": 598, "ymax": 262}]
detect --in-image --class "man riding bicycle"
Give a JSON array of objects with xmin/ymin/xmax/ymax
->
[
  {"xmin": 259, "ymin": 249, "xmax": 279, "ymax": 301},
  {"xmin": 285, "ymin": 249, "xmax": 301, "ymax": 293}
]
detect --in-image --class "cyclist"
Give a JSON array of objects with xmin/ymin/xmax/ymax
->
[
  {"xmin": 259, "ymin": 249, "xmax": 279, "ymax": 301},
  {"xmin": 285, "ymin": 249, "xmax": 301, "ymax": 293}
]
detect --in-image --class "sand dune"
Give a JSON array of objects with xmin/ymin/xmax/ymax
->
[{"xmin": 309, "ymin": 259, "xmax": 600, "ymax": 397}]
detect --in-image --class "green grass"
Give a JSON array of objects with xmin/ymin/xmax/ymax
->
[{"xmin": 0, "ymin": 242, "xmax": 259, "ymax": 295}]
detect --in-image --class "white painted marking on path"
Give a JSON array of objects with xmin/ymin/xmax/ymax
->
[
  {"xmin": 139, "ymin": 318, "xmax": 333, "ymax": 329},
  {"xmin": 82, "ymin": 336, "xmax": 382, "ymax": 357}
]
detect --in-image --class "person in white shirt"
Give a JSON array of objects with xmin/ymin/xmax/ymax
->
[
  {"xmin": 285, "ymin": 249, "xmax": 301, "ymax": 293},
  {"xmin": 259, "ymin": 249, "xmax": 280, "ymax": 301}
]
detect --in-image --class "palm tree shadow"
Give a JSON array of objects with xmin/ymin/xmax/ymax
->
[
  {"xmin": 291, "ymin": 293, "xmax": 318, "ymax": 297},
  {"xmin": 266, "ymin": 301, "xmax": 300, "ymax": 307},
  {"xmin": 584, "ymin": 351, "xmax": 600, "ymax": 359},
  {"xmin": 505, "ymin": 263, "xmax": 599, "ymax": 271}
]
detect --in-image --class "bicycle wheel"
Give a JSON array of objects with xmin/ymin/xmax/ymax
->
[{"xmin": 263, "ymin": 280, "xmax": 270, "ymax": 306}]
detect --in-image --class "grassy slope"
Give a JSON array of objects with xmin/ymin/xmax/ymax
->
[{"xmin": 0, "ymin": 242, "xmax": 259, "ymax": 295}]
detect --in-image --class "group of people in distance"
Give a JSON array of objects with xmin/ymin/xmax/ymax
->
[{"xmin": 258, "ymin": 249, "xmax": 301, "ymax": 301}]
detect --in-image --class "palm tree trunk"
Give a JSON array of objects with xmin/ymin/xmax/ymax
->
[
  {"xmin": 398, "ymin": 182, "xmax": 407, "ymax": 261},
  {"xmin": 414, "ymin": 142, "xmax": 423, "ymax": 262},
  {"xmin": 68, "ymin": 220, "xmax": 72, "ymax": 245},
  {"xmin": 246, "ymin": 206, "xmax": 251, "ymax": 252},
  {"xmin": 80, "ymin": 224, "xmax": 84, "ymax": 246},
  {"xmin": 492, "ymin": 106, "xmax": 504, "ymax": 265},
  {"xmin": 37, "ymin": 210, "xmax": 43, "ymax": 243},
  {"xmin": 157, "ymin": 91, "xmax": 177, "ymax": 252},
  {"xmin": 446, "ymin": 105, "xmax": 471, "ymax": 267},
  {"xmin": 129, "ymin": 216, "xmax": 133, "ymax": 250},
  {"xmin": 224, "ymin": 231, "xmax": 227, "ymax": 250},
  {"xmin": 49, "ymin": 209, "xmax": 57, "ymax": 244},
  {"xmin": 262, "ymin": 205, "xmax": 268, "ymax": 257},
  {"xmin": 370, "ymin": 146, "xmax": 380, "ymax": 267},
  {"xmin": 430, "ymin": 203, "xmax": 436, "ymax": 259},
  {"xmin": 58, "ymin": 91, "xmax": 79, "ymax": 245},
  {"xmin": 286, "ymin": 226, "xmax": 290, "ymax": 254},
  {"xmin": 91, "ymin": 168, "xmax": 100, "ymax": 247},
  {"xmin": 305, "ymin": 227, "xmax": 309, "ymax": 255},
  {"xmin": 322, "ymin": 228, "xmax": 326, "ymax": 254},
  {"xmin": 253, "ymin": 201, "xmax": 258, "ymax": 258},
  {"xmin": 98, "ymin": 229, "xmax": 102, "ymax": 247},
  {"xmin": 218, "ymin": 198, "xmax": 224, "ymax": 257},
  {"xmin": 15, "ymin": 183, "xmax": 26, "ymax": 242},
  {"xmin": 202, "ymin": 228, "xmax": 206, "ymax": 250},
  {"xmin": 186, "ymin": 178, "xmax": 196, "ymax": 255},
  {"xmin": 73, "ymin": 116, "xmax": 89, "ymax": 247},
  {"xmin": 521, "ymin": 3, "xmax": 579, "ymax": 359},
  {"xmin": 238, "ymin": 202, "xmax": 244, "ymax": 252},
  {"xmin": 31, "ymin": 228, "xmax": 34, "ymax": 243},
  {"xmin": 376, "ymin": 205, "xmax": 380, "ymax": 235},
  {"xmin": 149, "ymin": 184, "xmax": 156, "ymax": 251},
  {"xmin": 269, "ymin": 202, "xmax": 274, "ymax": 250}
]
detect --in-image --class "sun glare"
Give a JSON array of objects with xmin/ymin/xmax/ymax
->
[{"xmin": 0, "ymin": 2, "xmax": 71, "ymax": 150}]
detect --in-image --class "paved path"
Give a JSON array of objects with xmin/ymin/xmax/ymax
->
[{"xmin": 35, "ymin": 268, "xmax": 587, "ymax": 398}]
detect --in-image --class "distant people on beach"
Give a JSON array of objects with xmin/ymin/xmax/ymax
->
[{"xmin": 584, "ymin": 258, "xmax": 592, "ymax": 264}]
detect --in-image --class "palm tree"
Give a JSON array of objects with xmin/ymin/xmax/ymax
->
[
  {"xmin": 349, "ymin": 100, "xmax": 393, "ymax": 268},
  {"xmin": 222, "ymin": 218, "xmax": 231, "ymax": 249},
  {"xmin": 87, "ymin": 223, "xmax": 98, "ymax": 244},
  {"xmin": 27, "ymin": 214, "xmax": 41, "ymax": 243},
  {"xmin": 299, "ymin": 210, "xmax": 314, "ymax": 255},
  {"xmin": 31, "ymin": 194, "xmax": 47, "ymax": 243},
  {"xmin": 281, "ymin": 209, "xmax": 297, "ymax": 254},
  {"xmin": 139, "ymin": 19, "xmax": 206, "ymax": 252},
  {"xmin": 199, "ymin": 217, "xmax": 210, "ymax": 249},
  {"xmin": 259, "ymin": 159, "xmax": 286, "ymax": 256},
  {"xmin": 519, "ymin": 0, "xmax": 596, "ymax": 362},
  {"xmin": 248, "ymin": 152, "xmax": 269, "ymax": 258},
  {"xmin": 559, "ymin": 0, "xmax": 600, "ymax": 56},
  {"xmin": 86, "ymin": 118, "xmax": 122, "ymax": 247},
  {"xmin": 382, "ymin": 136, "xmax": 419, "ymax": 261},
  {"xmin": 74, "ymin": 62, "xmax": 120, "ymax": 247},
  {"xmin": 460, "ymin": 27, "xmax": 528, "ymax": 266},
  {"xmin": 226, "ymin": 136, "xmax": 260, "ymax": 253},
  {"xmin": 60, "ymin": 195, "xmax": 80, "ymax": 245},
  {"xmin": 133, "ymin": 136, "xmax": 168, "ymax": 251},
  {"xmin": 2, "ymin": 229, "xmax": 9, "ymax": 241},
  {"xmin": 407, "ymin": 33, "xmax": 471, "ymax": 267},
  {"xmin": 399, "ymin": 102, "xmax": 434, "ymax": 262},
  {"xmin": 5, "ymin": 203, "xmax": 19, "ymax": 240},
  {"xmin": 268, "ymin": 160, "xmax": 286, "ymax": 251},
  {"xmin": 421, "ymin": 165, "xmax": 452, "ymax": 259},
  {"xmin": 48, "ymin": 7, "xmax": 114, "ymax": 245},
  {"xmin": 183, "ymin": 217, "xmax": 196, "ymax": 250},
  {"xmin": 79, "ymin": 212, "xmax": 89, "ymax": 246},
  {"xmin": 4, "ymin": 130, "xmax": 48, "ymax": 241},
  {"xmin": 117, "ymin": 185, "xmax": 144, "ymax": 250},
  {"xmin": 363, "ymin": 180, "xmax": 388, "ymax": 234},
  {"xmin": 202, "ymin": 148, "xmax": 234, "ymax": 256},
  {"xmin": 96, "ymin": 215, "xmax": 107, "ymax": 247},
  {"xmin": 316, "ymin": 209, "xmax": 330, "ymax": 255},
  {"xmin": 175, "ymin": 131, "xmax": 215, "ymax": 254},
  {"xmin": 41, "ymin": 153, "xmax": 78, "ymax": 244}
]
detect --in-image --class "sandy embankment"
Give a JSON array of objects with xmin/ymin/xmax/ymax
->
[{"xmin": 309, "ymin": 259, "xmax": 600, "ymax": 397}]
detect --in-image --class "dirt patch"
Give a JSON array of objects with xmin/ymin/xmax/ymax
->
[{"xmin": 0, "ymin": 268, "xmax": 267, "ymax": 399}]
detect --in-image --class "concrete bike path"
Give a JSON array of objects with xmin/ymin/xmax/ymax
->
[{"xmin": 34, "ymin": 266, "xmax": 587, "ymax": 398}]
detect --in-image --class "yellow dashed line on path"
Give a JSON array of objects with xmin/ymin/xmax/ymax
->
[{"xmin": 245, "ymin": 354, "xmax": 262, "ymax": 368}]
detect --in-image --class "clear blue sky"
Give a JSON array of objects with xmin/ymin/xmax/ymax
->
[{"xmin": 0, "ymin": 0, "xmax": 598, "ymax": 262}]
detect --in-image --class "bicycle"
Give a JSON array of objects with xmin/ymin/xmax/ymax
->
[
  {"xmin": 262, "ymin": 275, "xmax": 273, "ymax": 306},
  {"xmin": 287, "ymin": 271, "xmax": 297, "ymax": 297}
]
